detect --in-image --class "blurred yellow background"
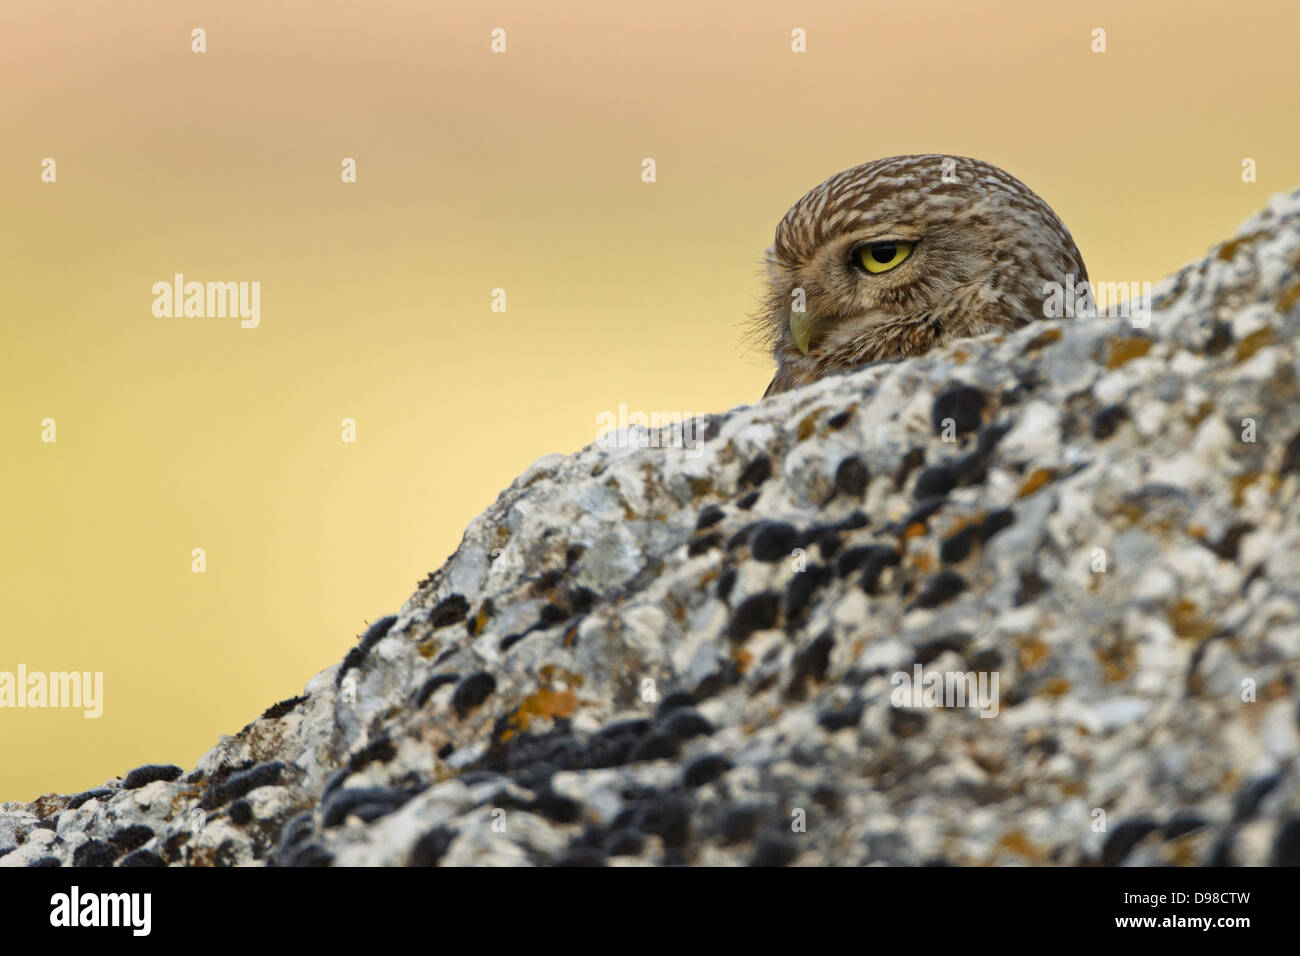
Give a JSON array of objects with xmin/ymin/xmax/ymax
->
[{"xmin": 2, "ymin": 0, "xmax": 1297, "ymax": 802}]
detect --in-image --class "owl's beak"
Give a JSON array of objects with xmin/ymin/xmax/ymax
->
[{"xmin": 789, "ymin": 309, "xmax": 818, "ymax": 355}]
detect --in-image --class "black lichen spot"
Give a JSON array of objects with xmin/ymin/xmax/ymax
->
[
  {"xmin": 630, "ymin": 733, "xmax": 681, "ymax": 763},
  {"xmin": 716, "ymin": 806, "xmax": 760, "ymax": 844},
  {"xmin": 452, "ymin": 672, "xmax": 497, "ymax": 717},
  {"xmin": 696, "ymin": 504, "xmax": 725, "ymax": 530},
  {"xmin": 818, "ymin": 701, "xmax": 863, "ymax": 732},
  {"xmin": 693, "ymin": 662, "xmax": 742, "ymax": 700},
  {"xmin": 73, "ymin": 840, "xmax": 120, "ymax": 868},
  {"xmin": 286, "ymin": 844, "xmax": 334, "ymax": 867},
  {"xmin": 785, "ymin": 564, "xmax": 831, "ymax": 624},
  {"xmin": 939, "ymin": 526, "xmax": 976, "ymax": 563},
  {"xmin": 659, "ymin": 709, "xmax": 714, "ymax": 739},
  {"xmin": 260, "ymin": 694, "xmax": 308, "ymax": 721},
  {"xmin": 1233, "ymin": 773, "xmax": 1280, "ymax": 822},
  {"xmin": 123, "ymin": 764, "xmax": 183, "ymax": 790},
  {"xmin": 348, "ymin": 736, "xmax": 397, "ymax": 772},
  {"xmin": 727, "ymin": 592, "xmax": 780, "ymax": 641},
  {"xmin": 899, "ymin": 499, "xmax": 945, "ymax": 534},
  {"xmin": 1163, "ymin": 815, "xmax": 1207, "ymax": 839},
  {"xmin": 912, "ymin": 571, "xmax": 966, "ymax": 609},
  {"xmin": 980, "ymin": 509, "xmax": 1015, "ymax": 541},
  {"xmin": 539, "ymin": 603, "xmax": 570, "ymax": 626},
  {"xmin": 736, "ymin": 490, "xmax": 761, "ymax": 510},
  {"xmin": 889, "ymin": 708, "xmax": 928, "ymax": 737},
  {"xmin": 914, "ymin": 632, "xmax": 972, "ymax": 665},
  {"xmin": 893, "ymin": 447, "xmax": 926, "ymax": 490},
  {"xmin": 657, "ymin": 691, "xmax": 695, "ymax": 717},
  {"xmin": 634, "ymin": 795, "xmax": 692, "ymax": 848},
  {"xmin": 826, "ymin": 407, "xmax": 855, "ymax": 429},
  {"xmin": 119, "ymin": 850, "xmax": 165, "ymax": 867},
  {"xmin": 430, "ymin": 595, "xmax": 469, "ymax": 628},
  {"xmin": 322, "ymin": 786, "xmax": 418, "ymax": 828},
  {"xmin": 914, "ymin": 464, "xmax": 956, "ymax": 499},
  {"xmin": 67, "ymin": 788, "xmax": 113, "ymax": 809},
  {"xmin": 111, "ymin": 825, "xmax": 154, "ymax": 853},
  {"xmin": 531, "ymin": 787, "xmax": 583, "ymax": 823},
  {"xmin": 1272, "ymin": 817, "xmax": 1300, "ymax": 866},
  {"xmin": 787, "ymin": 633, "xmax": 835, "ymax": 699},
  {"xmin": 932, "ymin": 386, "xmax": 986, "ymax": 435},
  {"xmin": 564, "ymin": 544, "xmax": 586, "ymax": 567},
  {"xmin": 751, "ymin": 522, "xmax": 799, "ymax": 561},
  {"xmin": 1014, "ymin": 569, "xmax": 1048, "ymax": 606},
  {"xmin": 1101, "ymin": 818, "xmax": 1160, "ymax": 866},
  {"xmin": 410, "ymin": 827, "xmax": 455, "ymax": 866},
  {"xmin": 28, "ymin": 856, "xmax": 62, "ymax": 868},
  {"xmin": 416, "ymin": 672, "xmax": 460, "ymax": 706},
  {"xmin": 1092, "ymin": 404, "xmax": 1129, "ymax": 440},
  {"xmin": 683, "ymin": 754, "xmax": 733, "ymax": 788},
  {"xmin": 978, "ymin": 421, "xmax": 1012, "ymax": 459},
  {"xmin": 687, "ymin": 532, "xmax": 722, "ymax": 556},
  {"xmin": 437, "ymin": 742, "xmax": 454, "ymax": 759},
  {"xmin": 739, "ymin": 455, "xmax": 772, "ymax": 488},
  {"xmin": 1280, "ymin": 429, "xmax": 1300, "ymax": 476},
  {"xmin": 568, "ymin": 586, "xmax": 596, "ymax": 614},
  {"xmin": 833, "ymin": 457, "xmax": 869, "ymax": 498},
  {"xmin": 1205, "ymin": 522, "xmax": 1254, "ymax": 562},
  {"xmin": 336, "ymin": 614, "xmax": 399, "ymax": 686},
  {"xmin": 716, "ymin": 568, "xmax": 737, "ymax": 602},
  {"xmin": 1205, "ymin": 320, "xmax": 1233, "ymax": 355},
  {"xmin": 200, "ymin": 761, "xmax": 287, "ymax": 810},
  {"xmin": 749, "ymin": 838, "xmax": 799, "ymax": 867},
  {"xmin": 227, "ymin": 800, "xmax": 253, "ymax": 826},
  {"xmin": 554, "ymin": 848, "xmax": 606, "ymax": 867}
]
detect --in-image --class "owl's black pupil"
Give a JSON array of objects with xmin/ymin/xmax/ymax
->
[{"xmin": 871, "ymin": 244, "xmax": 896, "ymax": 263}]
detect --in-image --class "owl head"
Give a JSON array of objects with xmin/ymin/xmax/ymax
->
[{"xmin": 758, "ymin": 154, "xmax": 1088, "ymax": 396}]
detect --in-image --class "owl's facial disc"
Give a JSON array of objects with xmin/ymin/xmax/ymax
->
[{"xmin": 787, "ymin": 235, "xmax": 920, "ymax": 354}]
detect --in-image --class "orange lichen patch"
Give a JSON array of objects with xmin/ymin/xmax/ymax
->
[
  {"xmin": 902, "ymin": 521, "xmax": 928, "ymax": 541},
  {"xmin": 688, "ymin": 477, "xmax": 714, "ymax": 498},
  {"xmin": 1058, "ymin": 781, "xmax": 1086, "ymax": 797},
  {"xmin": 951, "ymin": 349, "xmax": 968, "ymax": 364},
  {"xmin": 1018, "ymin": 468, "xmax": 1056, "ymax": 498},
  {"xmin": 1096, "ymin": 643, "xmax": 1135, "ymax": 683},
  {"xmin": 467, "ymin": 605, "xmax": 491, "ymax": 637},
  {"xmin": 1186, "ymin": 524, "xmax": 1208, "ymax": 540},
  {"xmin": 1106, "ymin": 336, "xmax": 1153, "ymax": 369},
  {"xmin": 1025, "ymin": 327, "xmax": 1062, "ymax": 351},
  {"xmin": 1235, "ymin": 327, "xmax": 1275, "ymax": 363},
  {"xmin": 1261, "ymin": 676, "xmax": 1291, "ymax": 701},
  {"xmin": 852, "ymin": 639, "xmax": 866, "ymax": 656},
  {"xmin": 563, "ymin": 624, "xmax": 580, "ymax": 648},
  {"xmin": 997, "ymin": 830, "xmax": 1044, "ymax": 862},
  {"xmin": 1184, "ymin": 402, "xmax": 1213, "ymax": 427},
  {"xmin": 1279, "ymin": 282, "xmax": 1300, "ymax": 312},
  {"xmin": 503, "ymin": 690, "xmax": 573, "ymax": 737},
  {"xmin": 1230, "ymin": 472, "xmax": 1269, "ymax": 507},
  {"xmin": 1216, "ymin": 231, "xmax": 1266, "ymax": 262},
  {"xmin": 538, "ymin": 665, "xmax": 584, "ymax": 688},
  {"xmin": 797, "ymin": 407, "xmax": 825, "ymax": 441},
  {"xmin": 1018, "ymin": 637, "xmax": 1050, "ymax": 671},
  {"xmin": 1042, "ymin": 676, "xmax": 1072, "ymax": 697},
  {"xmin": 909, "ymin": 551, "xmax": 936, "ymax": 574},
  {"xmin": 1169, "ymin": 599, "xmax": 1214, "ymax": 640},
  {"xmin": 731, "ymin": 648, "xmax": 754, "ymax": 673},
  {"xmin": 417, "ymin": 639, "xmax": 441, "ymax": 660},
  {"xmin": 699, "ymin": 567, "xmax": 720, "ymax": 587}
]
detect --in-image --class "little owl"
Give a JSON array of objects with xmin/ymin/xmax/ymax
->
[{"xmin": 758, "ymin": 154, "xmax": 1088, "ymax": 396}]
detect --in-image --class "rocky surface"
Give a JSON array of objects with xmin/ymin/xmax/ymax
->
[{"xmin": 5, "ymin": 190, "xmax": 1300, "ymax": 867}]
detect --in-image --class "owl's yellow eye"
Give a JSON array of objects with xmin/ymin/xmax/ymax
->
[{"xmin": 859, "ymin": 241, "xmax": 914, "ymax": 274}]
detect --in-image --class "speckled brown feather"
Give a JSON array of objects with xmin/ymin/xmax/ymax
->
[{"xmin": 759, "ymin": 155, "xmax": 1088, "ymax": 396}]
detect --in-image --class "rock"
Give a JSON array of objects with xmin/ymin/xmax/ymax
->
[{"xmin": 4, "ymin": 190, "xmax": 1300, "ymax": 867}]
